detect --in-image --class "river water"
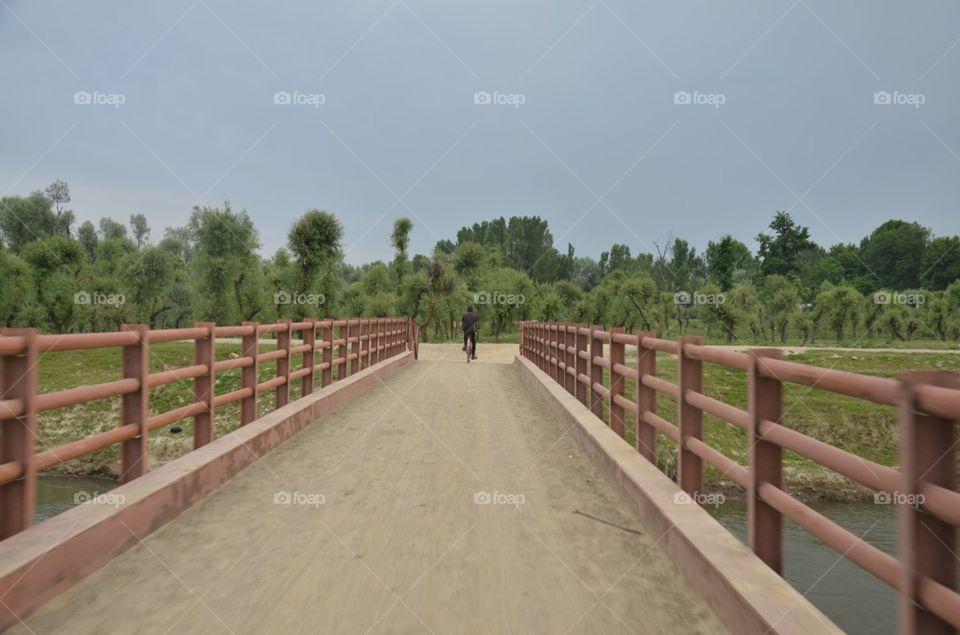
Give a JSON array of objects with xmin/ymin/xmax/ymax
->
[
  {"xmin": 36, "ymin": 475, "xmax": 120, "ymax": 522},
  {"xmin": 709, "ymin": 500, "xmax": 898, "ymax": 634},
  {"xmin": 36, "ymin": 477, "xmax": 898, "ymax": 633}
]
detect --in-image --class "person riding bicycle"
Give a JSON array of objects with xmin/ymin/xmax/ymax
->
[{"xmin": 462, "ymin": 305, "xmax": 478, "ymax": 360}]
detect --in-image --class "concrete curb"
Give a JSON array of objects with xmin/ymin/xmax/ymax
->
[
  {"xmin": 0, "ymin": 352, "xmax": 413, "ymax": 631},
  {"xmin": 514, "ymin": 354, "xmax": 841, "ymax": 635}
]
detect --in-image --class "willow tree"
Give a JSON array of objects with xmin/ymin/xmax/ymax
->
[{"xmin": 288, "ymin": 209, "xmax": 343, "ymax": 318}]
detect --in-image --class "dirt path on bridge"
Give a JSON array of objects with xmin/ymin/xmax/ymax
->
[{"xmin": 14, "ymin": 345, "xmax": 727, "ymax": 634}]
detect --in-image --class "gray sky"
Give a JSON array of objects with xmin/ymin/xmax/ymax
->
[{"xmin": 2, "ymin": 0, "xmax": 959, "ymax": 264}]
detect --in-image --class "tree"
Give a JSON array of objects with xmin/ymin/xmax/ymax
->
[
  {"xmin": 0, "ymin": 192, "xmax": 59, "ymax": 251},
  {"xmin": 756, "ymin": 212, "xmax": 818, "ymax": 277},
  {"xmin": 287, "ymin": 210, "xmax": 344, "ymax": 318},
  {"xmin": 98, "ymin": 217, "xmax": 128, "ymax": 240},
  {"xmin": 705, "ymin": 235, "xmax": 754, "ymax": 291},
  {"xmin": 818, "ymin": 285, "xmax": 863, "ymax": 342},
  {"xmin": 130, "ymin": 214, "xmax": 150, "ymax": 248},
  {"xmin": 390, "ymin": 217, "xmax": 413, "ymax": 292},
  {"xmin": 921, "ymin": 236, "xmax": 960, "ymax": 290},
  {"xmin": 77, "ymin": 221, "xmax": 98, "ymax": 260},
  {"xmin": 859, "ymin": 220, "xmax": 930, "ymax": 290},
  {"xmin": 191, "ymin": 203, "xmax": 261, "ymax": 324},
  {"xmin": 44, "ymin": 180, "xmax": 74, "ymax": 237}
]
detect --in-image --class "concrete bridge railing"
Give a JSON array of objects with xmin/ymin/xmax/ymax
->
[
  {"xmin": 0, "ymin": 317, "xmax": 417, "ymax": 541},
  {"xmin": 520, "ymin": 321, "xmax": 960, "ymax": 635}
]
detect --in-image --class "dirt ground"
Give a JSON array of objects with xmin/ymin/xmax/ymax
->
[{"xmin": 13, "ymin": 344, "xmax": 727, "ymax": 634}]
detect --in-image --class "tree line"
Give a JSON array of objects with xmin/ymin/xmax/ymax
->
[{"xmin": 1, "ymin": 181, "xmax": 958, "ymax": 344}]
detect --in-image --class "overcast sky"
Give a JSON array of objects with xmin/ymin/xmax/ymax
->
[{"xmin": 2, "ymin": 0, "xmax": 959, "ymax": 264}]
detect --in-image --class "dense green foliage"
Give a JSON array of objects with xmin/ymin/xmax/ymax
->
[{"xmin": 1, "ymin": 182, "xmax": 958, "ymax": 344}]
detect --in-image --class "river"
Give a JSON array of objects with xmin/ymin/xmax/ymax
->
[
  {"xmin": 709, "ymin": 500, "xmax": 897, "ymax": 634},
  {"xmin": 36, "ymin": 475, "xmax": 120, "ymax": 523}
]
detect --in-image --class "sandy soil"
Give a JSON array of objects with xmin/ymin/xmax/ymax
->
[{"xmin": 14, "ymin": 345, "xmax": 727, "ymax": 634}]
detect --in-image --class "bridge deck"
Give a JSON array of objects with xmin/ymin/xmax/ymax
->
[{"xmin": 12, "ymin": 344, "xmax": 727, "ymax": 634}]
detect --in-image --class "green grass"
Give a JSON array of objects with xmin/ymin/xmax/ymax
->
[
  {"xmin": 588, "ymin": 349, "xmax": 960, "ymax": 500},
  {"xmin": 35, "ymin": 339, "xmax": 308, "ymax": 477}
]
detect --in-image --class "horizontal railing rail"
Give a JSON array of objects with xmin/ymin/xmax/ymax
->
[
  {"xmin": 519, "ymin": 320, "xmax": 959, "ymax": 634},
  {"xmin": 0, "ymin": 317, "xmax": 418, "ymax": 540}
]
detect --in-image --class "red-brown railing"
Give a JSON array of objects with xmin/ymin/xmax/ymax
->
[
  {"xmin": 520, "ymin": 321, "xmax": 960, "ymax": 634},
  {"xmin": 0, "ymin": 317, "xmax": 417, "ymax": 539}
]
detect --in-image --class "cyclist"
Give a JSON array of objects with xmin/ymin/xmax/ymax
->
[{"xmin": 461, "ymin": 305, "xmax": 478, "ymax": 360}]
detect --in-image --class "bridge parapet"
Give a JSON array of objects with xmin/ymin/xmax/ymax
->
[
  {"xmin": 0, "ymin": 317, "xmax": 415, "ymax": 540},
  {"xmin": 520, "ymin": 321, "xmax": 960, "ymax": 634}
]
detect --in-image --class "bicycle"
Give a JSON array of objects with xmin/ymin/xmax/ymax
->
[{"xmin": 465, "ymin": 332, "xmax": 475, "ymax": 363}]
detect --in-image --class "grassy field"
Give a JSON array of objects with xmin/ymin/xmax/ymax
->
[
  {"xmin": 36, "ymin": 340, "xmax": 299, "ymax": 478},
  {"xmin": 471, "ymin": 319, "xmax": 960, "ymax": 350},
  {"xmin": 598, "ymin": 349, "xmax": 960, "ymax": 500}
]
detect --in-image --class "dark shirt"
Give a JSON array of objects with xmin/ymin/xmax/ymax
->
[{"xmin": 462, "ymin": 312, "xmax": 478, "ymax": 334}]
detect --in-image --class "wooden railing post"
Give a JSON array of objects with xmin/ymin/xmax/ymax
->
[
  {"xmin": 276, "ymin": 320, "xmax": 291, "ymax": 408},
  {"xmin": 193, "ymin": 322, "xmax": 215, "ymax": 448},
  {"xmin": 551, "ymin": 324, "xmax": 559, "ymax": 382},
  {"xmin": 350, "ymin": 320, "xmax": 360, "ymax": 374},
  {"xmin": 0, "ymin": 329, "xmax": 38, "ymax": 539},
  {"xmin": 359, "ymin": 319, "xmax": 368, "ymax": 369},
  {"xmin": 678, "ymin": 335, "xmax": 704, "ymax": 497},
  {"xmin": 564, "ymin": 324, "xmax": 575, "ymax": 395},
  {"xmin": 575, "ymin": 323, "xmax": 588, "ymax": 406},
  {"xmin": 589, "ymin": 325, "xmax": 604, "ymax": 419},
  {"xmin": 240, "ymin": 322, "xmax": 259, "ymax": 425},
  {"xmin": 635, "ymin": 331, "xmax": 657, "ymax": 463},
  {"xmin": 301, "ymin": 320, "xmax": 316, "ymax": 397},
  {"xmin": 609, "ymin": 326, "xmax": 625, "ymax": 438},
  {"xmin": 748, "ymin": 348, "xmax": 784, "ymax": 574},
  {"xmin": 898, "ymin": 371, "xmax": 956, "ymax": 635},
  {"xmin": 336, "ymin": 321, "xmax": 348, "ymax": 380},
  {"xmin": 323, "ymin": 321, "xmax": 334, "ymax": 386},
  {"xmin": 120, "ymin": 324, "xmax": 149, "ymax": 483},
  {"xmin": 377, "ymin": 319, "xmax": 384, "ymax": 363}
]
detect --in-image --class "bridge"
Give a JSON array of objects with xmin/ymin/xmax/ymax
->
[{"xmin": 0, "ymin": 319, "xmax": 957, "ymax": 633}]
